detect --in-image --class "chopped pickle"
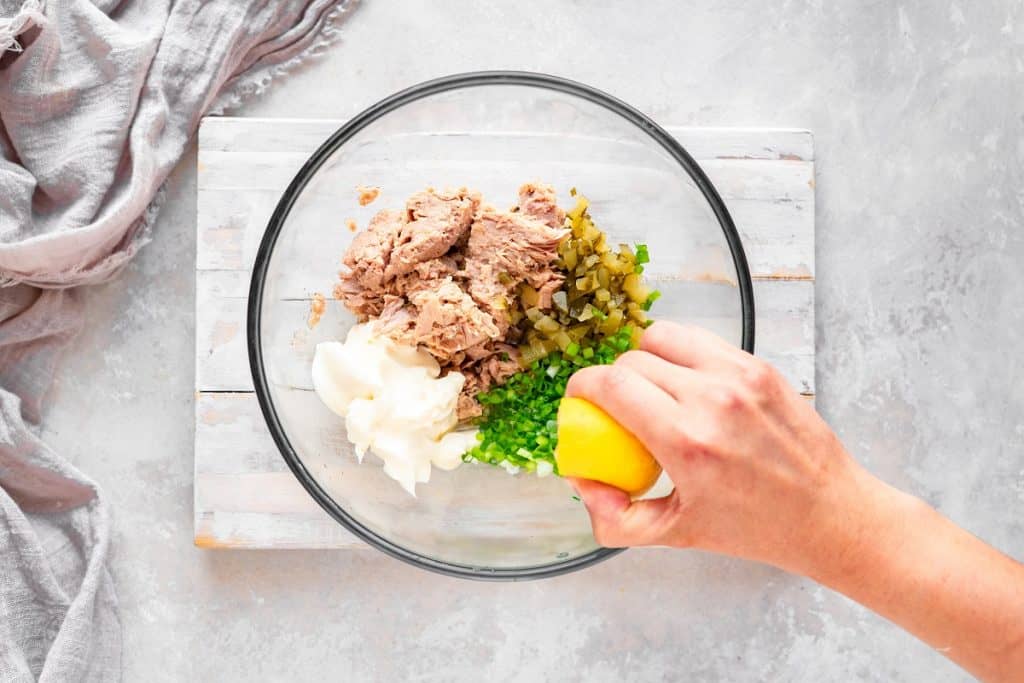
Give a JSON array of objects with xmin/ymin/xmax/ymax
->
[
  {"xmin": 535, "ymin": 316, "xmax": 560, "ymax": 334},
  {"xmin": 631, "ymin": 326, "xmax": 645, "ymax": 347},
  {"xmin": 520, "ymin": 343, "xmax": 546, "ymax": 366},
  {"xmin": 512, "ymin": 191, "xmax": 660, "ymax": 367},
  {"xmin": 566, "ymin": 324, "xmax": 589, "ymax": 340},
  {"xmin": 599, "ymin": 308, "xmax": 624, "ymax": 335},
  {"xmin": 622, "ymin": 273, "xmax": 649, "ymax": 303},
  {"xmin": 520, "ymin": 284, "xmax": 540, "ymax": 307}
]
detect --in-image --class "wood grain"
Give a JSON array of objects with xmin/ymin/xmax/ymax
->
[{"xmin": 194, "ymin": 117, "xmax": 815, "ymax": 549}]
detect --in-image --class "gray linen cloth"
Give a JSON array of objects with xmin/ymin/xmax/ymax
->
[{"xmin": 0, "ymin": 0, "xmax": 354, "ymax": 679}]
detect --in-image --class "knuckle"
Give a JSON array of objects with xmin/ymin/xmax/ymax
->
[
  {"xmin": 661, "ymin": 420, "xmax": 694, "ymax": 453},
  {"xmin": 741, "ymin": 358, "xmax": 777, "ymax": 395},
  {"xmin": 686, "ymin": 433, "xmax": 718, "ymax": 461},
  {"xmin": 597, "ymin": 365, "xmax": 631, "ymax": 393},
  {"xmin": 679, "ymin": 424, "xmax": 724, "ymax": 461},
  {"xmin": 708, "ymin": 384, "xmax": 747, "ymax": 413}
]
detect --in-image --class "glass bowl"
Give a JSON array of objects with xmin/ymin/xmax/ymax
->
[{"xmin": 248, "ymin": 72, "xmax": 754, "ymax": 579}]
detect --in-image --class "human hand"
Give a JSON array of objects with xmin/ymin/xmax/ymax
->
[
  {"xmin": 565, "ymin": 321, "xmax": 903, "ymax": 578},
  {"xmin": 566, "ymin": 322, "xmax": 1024, "ymax": 681}
]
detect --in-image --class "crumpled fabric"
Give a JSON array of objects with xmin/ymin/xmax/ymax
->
[{"xmin": 0, "ymin": 0, "xmax": 354, "ymax": 680}]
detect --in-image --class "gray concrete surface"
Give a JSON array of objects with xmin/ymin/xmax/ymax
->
[{"xmin": 40, "ymin": 1, "xmax": 1023, "ymax": 680}]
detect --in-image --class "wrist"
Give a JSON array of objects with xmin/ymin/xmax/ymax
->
[{"xmin": 793, "ymin": 460, "xmax": 928, "ymax": 589}]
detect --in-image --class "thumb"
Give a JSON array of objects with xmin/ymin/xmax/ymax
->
[{"xmin": 569, "ymin": 478, "xmax": 673, "ymax": 548}]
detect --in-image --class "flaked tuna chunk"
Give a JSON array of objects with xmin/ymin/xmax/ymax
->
[
  {"xmin": 370, "ymin": 295, "xmax": 413, "ymax": 332},
  {"xmin": 376, "ymin": 278, "xmax": 501, "ymax": 364},
  {"xmin": 464, "ymin": 205, "xmax": 568, "ymax": 320},
  {"xmin": 456, "ymin": 387, "xmax": 484, "ymax": 420},
  {"xmin": 341, "ymin": 209, "xmax": 403, "ymax": 290},
  {"xmin": 338, "ymin": 249, "xmax": 459, "ymax": 322},
  {"xmin": 467, "ymin": 206, "xmax": 567, "ymax": 279},
  {"xmin": 480, "ymin": 351, "xmax": 521, "ymax": 386},
  {"xmin": 393, "ymin": 256, "xmax": 459, "ymax": 297},
  {"xmin": 336, "ymin": 209, "xmax": 405, "ymax": 319},
  {"xmin": 384, "ymin": 188, "xmax": 479, "ymax": 280},
  {"xmin": 517, "ymin": 182, "xmax": 566, "ymax": 230},
  {"xmin": 334, "ymin": 278, "xmax": 385, "ymax": 321},
  {"xmin": 461, "ymin": 261, "xmax": 511, "ymax": 333},
  {"xmin": 453, "ymin": 348, "xmax": 521, "ymax": 420},
  {"xmin": 534, "ymin": 272, "xmax": 564, "ymax": 309}
]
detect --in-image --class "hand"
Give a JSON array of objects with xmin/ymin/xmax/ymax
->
[
  {"xmin": 567, "ymin": 322, "xmax": 1024, "ymax": 682},
  {"xmin": 565, "ymin": 321, "xmax": 905, "ymax": 578}
]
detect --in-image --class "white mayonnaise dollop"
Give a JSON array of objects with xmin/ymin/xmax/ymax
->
[{"xmin": 311, "ymin": 323, "xmax": 477, "ymax": 496}]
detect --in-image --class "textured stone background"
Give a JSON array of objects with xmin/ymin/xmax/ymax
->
[{"xmin": 40, "ymin": 1, "xmax": 1022, "ymax": 680}]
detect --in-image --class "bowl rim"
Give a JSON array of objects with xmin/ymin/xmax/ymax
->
[{"xmin": 247, "ymin": 70, "xmax": 756, "ymax": 581}]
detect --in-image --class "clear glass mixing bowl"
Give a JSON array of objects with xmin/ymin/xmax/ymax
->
[{"xmin": 248, "ymin": 72, "xmax": 754, "ymax": 579}]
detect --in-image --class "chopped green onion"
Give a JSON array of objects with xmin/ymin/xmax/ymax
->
[
  {"xmin": 469, "ymin": 326, "xmax": 636, "ymax": 472},
  {"xmin": 634, "ymin": 243, "xmax": 650, "ymax": 265},
  {"xmin": 642, "ymin": 290, "xmax": 661, "ymax": 311}
]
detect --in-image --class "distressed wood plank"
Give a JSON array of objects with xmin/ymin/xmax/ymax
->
[
  {"xmin": 195, "ymin": 391, "xmax": 288, "ymax": 474},
  {"xmin": 197, "ymin": 151, "xmax": 812, "ymax": 201},
  {"xmin": 200, "ymin": 117, "xmax": 814, "ymax": 160},
  {"xmin": 195, "ymin": 509, "xmax": 363, "ymax": 549}
]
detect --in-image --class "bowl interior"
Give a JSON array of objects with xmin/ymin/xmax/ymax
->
[{"xmin": 253, "ymin": 76, "xmax": 750, "ymax": 576}]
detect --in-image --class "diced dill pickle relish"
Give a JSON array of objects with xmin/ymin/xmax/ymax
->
[{"xmin": 514, "ymin": 194, "xmax": 657, "ymax": 367}]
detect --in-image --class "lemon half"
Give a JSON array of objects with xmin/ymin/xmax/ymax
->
[{"xmin": 555, "ymin": 397, "xmax": 662, "ymax": 497}]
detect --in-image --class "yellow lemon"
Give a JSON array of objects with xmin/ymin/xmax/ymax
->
[{"xmin": 555, "ymin": 397, "xmax": 662, "ymax": 497}]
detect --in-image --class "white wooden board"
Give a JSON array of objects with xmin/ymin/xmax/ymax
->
[{"xmin": 194, "ymin": 117, "xmax": 815, "ymax": 549}]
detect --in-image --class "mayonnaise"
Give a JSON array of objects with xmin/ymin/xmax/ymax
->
[{"xmin": 311, "ymin": 323, "xmax": 477, "ymax": 495}]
